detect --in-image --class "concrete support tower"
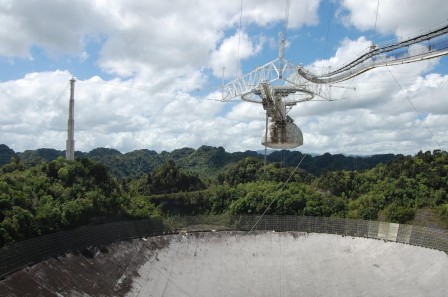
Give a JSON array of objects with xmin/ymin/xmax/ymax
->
[{"xmin": 66, "ymin": 77, "xmax": 76, "ymax": 161}]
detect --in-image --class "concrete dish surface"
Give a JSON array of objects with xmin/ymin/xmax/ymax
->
[{"xmin": 1, "ymin": 231, "xmax": 447, "ymax": 296}]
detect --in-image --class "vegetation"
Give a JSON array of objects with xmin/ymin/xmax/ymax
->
[
  {"xmin": 314, "ymin": 150, "xmax": 448, "ymax": 223},
  {"xmin": 0, "ymin": 144, "xmax": 16, "ymax": 166},
  {"xmin": 0, "ymin": 157, "xmax": 159, "ymax": 247},
  {"xmin": 1, "ymin": 144, "xmax": 447, "ymax": 248},
  {"xmin": 6, "ymin": 144, "xmax": 399, "ymax": 179}
]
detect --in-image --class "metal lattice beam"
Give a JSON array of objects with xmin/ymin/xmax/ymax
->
[{"xmin": 221, "ymin": 20, "xmax": 448, "ymax": 100}]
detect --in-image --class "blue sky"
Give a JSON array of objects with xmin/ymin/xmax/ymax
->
[{"xmin": 1, "ymin": 0, "xmax": 448, "ymax": 155}]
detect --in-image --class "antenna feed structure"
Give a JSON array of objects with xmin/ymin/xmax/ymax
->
[
  {"xmin": 220, "ymin": 19, "xmax": 448, "ymax": 150},
  {"xmin": 221, "ymin": 56, "xmax": 316, "ymax": 149}
]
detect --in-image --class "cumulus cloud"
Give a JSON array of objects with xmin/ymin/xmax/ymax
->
[
  {"xmin": 209, "ymin": 30, "xmax": 264, "ymax": 78},
  {"xmin": 281, "ymin": 4, "xmax": 448, "ymax": 156},
  {"xmin": 0, "ymin": 72, "xmax": 221, "ymax": 152},
  {"xmin": 0, "ymin": 0, "xmax": 100, "ymax": 57},
  {"xmin": 291, "ymin": 37, "xmax": 448, "ymax": 155},
  {"xmin": 0, "ymin": 0, "xmax": 447, "ymax": 155},
  {"xmin": 241, "ymin": 0, "xmax": 320, "ymax": 28},
  {"xmin": 338, "ymin": 0, "xmax": 448, "ymax": 37},
  {"xmin": 0, "ymin": 0, "xmax": 321, "ymax": 77}
]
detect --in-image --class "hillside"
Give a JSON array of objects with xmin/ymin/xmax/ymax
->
[
  {"xmin": 313, "ymin": 150, "xmax": 448, "ymax": 226},
  {"xmin": 1, "ymin": 148, "xmax": 447, "ymax": 248},
  {"xmin": 1, "ymin": 144, "xmax": 400, "ymax": 179},
  {"xmin": 0, "ymin": 144, "xmax": 16, "ymax": 166}
]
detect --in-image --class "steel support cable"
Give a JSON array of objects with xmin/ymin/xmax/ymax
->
[
  {"xmin": 333, "ymin": 26, "xmax": 448, "ymax": 76},
  {"xmin": 283, "ymin": 0, "xmax": 290, "ymax": 39},
  {"xmin": 330, "ymin": 24, "xmax": 448, "ymax": 77},
  {"xmin": 385, "ymin": 65, "xmax": 443, "ymax": 150},
  {"xmin": 235, "ymin": 0, "xmax": 244, "ymax": 79},
  {"xmin": 247, "ymin": 154, "xmax": 306, "ymax": 234},
  {"xmin": 82, "ymin": 80, "xmax": 229, "ymax": 103},
  {"xmin": 86, "ymin": 80, "xmax": 205, "ymax": 91},
  {"xmin": 320, "ymin": 0, "xmax": 334, "ymax": 76},
  {"xmin": 0, "ymin": 82, "xmax": 69, "ymax": 108},
  {"xmin": 304, "ymin": 0, "xmax": 309, "ymax": 25},
  {"xmin": 372, "ymin": 0, "xmax": 380, "ymax": 44},
  {"xmin": 247, "ymin": 134, "xmax": 320, "ymax": 234},
  {"xmin": 264, "ymin": 111, "xmax": 268, "ymax": 167},
  {"xmin": 55, "ymin": 83, "xmax": 70, "ymax": 106}
]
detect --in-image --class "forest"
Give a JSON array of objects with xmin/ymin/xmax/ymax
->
[
  {"xmin": 0, "ymin": 144, "xmax": 398, "ymax": 179},
  {"xmin": 1, "ymin": 144, "xmax": 447, "ymax": 248}
]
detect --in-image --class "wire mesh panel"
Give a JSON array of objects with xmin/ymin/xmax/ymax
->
[
  {"xmin": 0, "ymin": 219, "xmax": 163, "ymax": 278},
  {"xmin": 260, "ymin": 216, "xmax": 277, "ymax": 231},
  {"xmin": 1, "ymin": 215, "xmax": 447, "ymax": 279},
  {"xmin": 386, "ymin": 223, "xmax": 400, "ymax": 242},
  {"xmin": 357, "ymin": 219, "xmax": 370, "ymax": 238},
  {"xmin": 411, "ymin": 225, "xmax": 432, "ymax": 248},
  {"xmin": 396, "ymin": 224, "xmax": 413, "ymax": 244},
  {"xmin": 330, "ymin": 217, "xmax": 347, "ymax": 235},
  {"xmin": 345, "ymin": 218, "xmax": 359, "ymax": 237},
  {"xmin": 367, "ymin": 221, "xmax": 380, "ymax": 238},
  {"xmin": 295, "ymin": 216, "xmax": 309, "ymax": 232},
  {"xmin": 377, "ymin": 222, "xmax": 390, "ymax": 240}
]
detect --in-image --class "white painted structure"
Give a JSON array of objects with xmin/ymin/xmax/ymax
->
[
  {"xmin": 221, "ymin": 21, "xmax": 448, "ymax": 149},
  {"xmin": 65, "ymin": 77, "xmax": 76, "ymax": 161}
]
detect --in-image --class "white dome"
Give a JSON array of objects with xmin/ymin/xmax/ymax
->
[{"xmin": 261, "ymin": 121, "xmax": 303, "ymax": 149}]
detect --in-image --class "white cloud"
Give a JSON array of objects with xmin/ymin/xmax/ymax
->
[
  {"xmin": 209, "ymin": 31, "xmax": 264, "ymax": 78},
  {"xmin": 306, "ymin": 36, "xmax": 373, "ymax": 74},
  {"xmin": 0, "ymin": 0, "xmax": 100, "ymax": 57},
  {"xmin": 0, "ymin": 0, "xmax": 447, "ymax": 156},
  {"xmin": 0, "ymin": 70, "xmax": 264, "ymax": 153},
  {"xmin": 0, "ymin": 0, "xmax": 321, "ymax": 78},
  {"xmin": 339, "ymin": 0, "xmax": 448, "ymax": 37},
  {"xmin": 291, "ymin": 61, "xmax": 448, "ymax": 154},
  {"xmin": 226, "ymin": 101, "xmax": 265, "ymax": 121},
  {"xmin": 287, "ymin": 30, "xmax": 448, "ymax": 155},
  {"xmin": 241, "ymin": 0, "xmax": 320, "ymax": 28}
]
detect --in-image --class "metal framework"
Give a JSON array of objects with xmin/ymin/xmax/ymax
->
[
  {"xmin": 299, "ymin": 22, "xmax": 448, "ymax": 84},
  {"xmin": 220, "ymin": 20, "xmax": 448, "ymax": 149}
]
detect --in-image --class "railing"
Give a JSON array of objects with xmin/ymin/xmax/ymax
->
[{"xmin": 1, "ymin": 215, "xmax": 447, "ymax": 279}]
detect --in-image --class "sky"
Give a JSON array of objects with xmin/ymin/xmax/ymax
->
[{"xmin": 1, "ymin": 0, "xmax": 448, "ymax": 156}]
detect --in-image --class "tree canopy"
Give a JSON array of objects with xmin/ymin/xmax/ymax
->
[
  {"xmin": 1, "ymin": 144, "xmax": 400, "ymax": 179},
  {"xmin": 1, "ymin": 147, "xmax": 447, "ymax": 248}
]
